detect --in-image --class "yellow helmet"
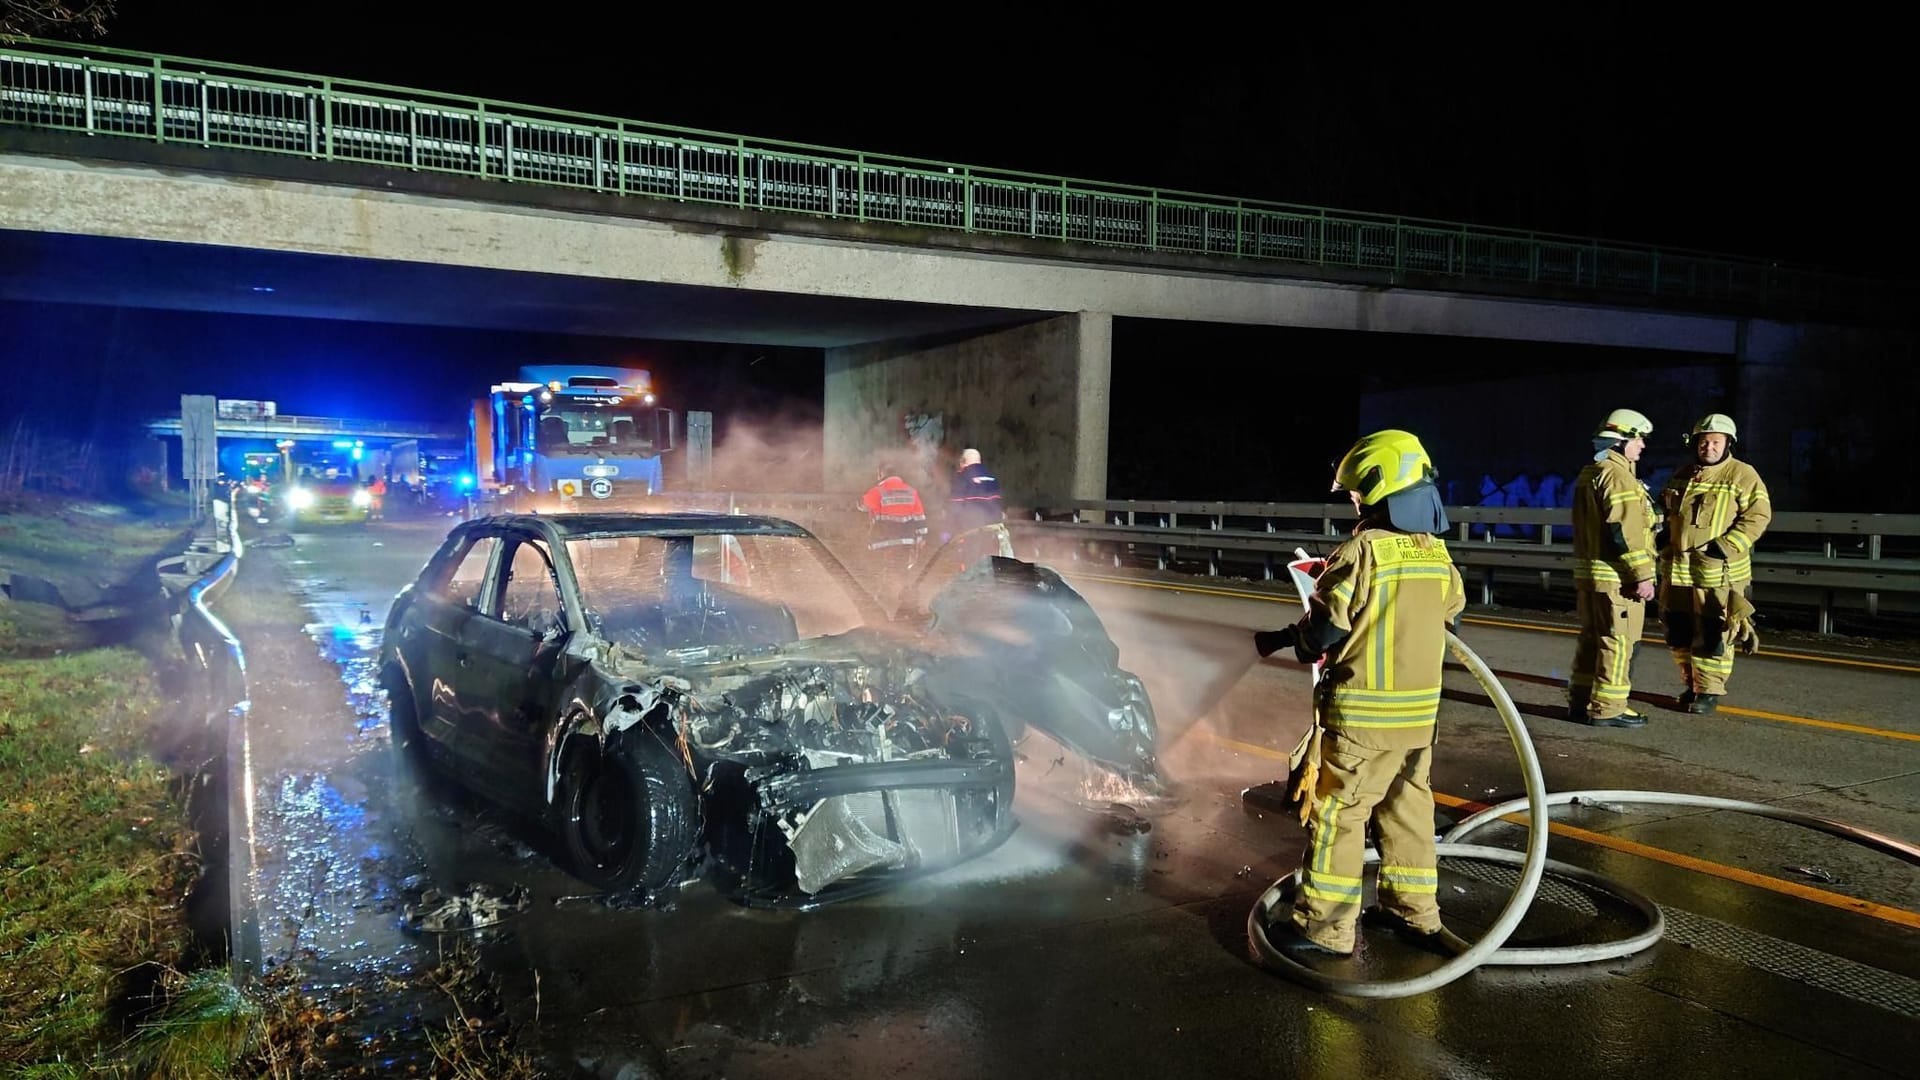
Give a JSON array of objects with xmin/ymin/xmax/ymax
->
[
  {"xmin": 1594, "ymin": 408, "xmax": 1653, "ymax": 441},
  {"xmin": 1689, "ymin": 413, "xmax": 1738, "ymax": 442},
  {"xmin": 1333, "ymin": 429, "xmax": 1437, "ymax": 503}
]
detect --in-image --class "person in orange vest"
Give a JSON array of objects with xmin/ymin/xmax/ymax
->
[
  {"xmin": 367, "ymin": 474, "xmax": 389, "ymax": 520},
  {"xmin": 859, "ymin": 462, "xmax": 928, "ymax": 597}
]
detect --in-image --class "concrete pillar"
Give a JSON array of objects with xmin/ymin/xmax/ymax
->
[{"xmin": 824, "ymin": 312, "xmax": 1113, "ymax": 505}]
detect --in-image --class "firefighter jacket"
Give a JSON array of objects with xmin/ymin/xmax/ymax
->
[
  {"xmin": 861, "ymin": 475, "xmax": 928, "ymax": 548},
  {"xmin": 1572, "ymin": 449, "xmax": 1657, "ymax": 589},
  {"xmin": 948, "ymin": 462, "xmax": 1004, "ymax": 532},
  {"xmin": 1306, "ymin": 526, "xmax": 1466, "ymax": 749},
  {"xmin": 1660, "ymin": 456, "xmax": 1771, "ymax": 589}
]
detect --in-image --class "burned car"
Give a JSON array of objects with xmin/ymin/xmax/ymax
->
[{"xmin": 377, "ymin": 513, "xmax": 1157, "ymax": 907}]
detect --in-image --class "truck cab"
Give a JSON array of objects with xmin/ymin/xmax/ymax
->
[{"xmin": 471, "ymin": 366, "xmax": 677, "ymax": 511}]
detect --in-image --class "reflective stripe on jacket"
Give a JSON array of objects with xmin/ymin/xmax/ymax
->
[
  {"xmin": 1660, "ymin": 457, "xmax": 1771, "ymax": 588},
  {"xmin": 862, "ymin": 476, "xmax": 927, "ymax": 522},
  {"xmin": 1311, "ymin": 527, "xmax": 1466, "ymax": 747},
  {"xmin": 1572, "ymin": 449, "xmax": 1657, "ymax": 587}
]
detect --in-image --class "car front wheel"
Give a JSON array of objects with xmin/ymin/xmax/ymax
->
[
  {"xmin": 559, "ymin": 730, "xmax": 698, "ymax": 894},
  {"xmin": 383, "ymin": 668, "xmax": 430, "ymax": 772}
]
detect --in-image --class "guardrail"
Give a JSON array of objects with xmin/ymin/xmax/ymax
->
[
  {"xmin": 1021, "ymin": 500, "xmax": 1920, "ymax": 635},
  {"xmin": 2, "ymin": 39, "xmax": 1910, "ymax": 320},
  {"xmin": 158, "ymin": 493, "xmax": 258, "ymax": 982}
]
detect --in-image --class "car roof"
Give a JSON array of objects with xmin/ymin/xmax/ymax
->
[{"xmin": 469, "ymin": 511, "xmax": 814, "ymax": 539}]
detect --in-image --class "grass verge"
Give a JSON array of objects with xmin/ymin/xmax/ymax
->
[{"xmin": 0, "ymin": 649, "xmax": 198, "ymax": 1074}]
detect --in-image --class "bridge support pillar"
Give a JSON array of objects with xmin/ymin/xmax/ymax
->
[{"xmin": 823, "ymin": 312, "xmax": 1112, "ymax": 505}]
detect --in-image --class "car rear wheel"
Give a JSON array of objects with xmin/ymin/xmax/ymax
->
[{"xmin": 560, "ymin": 731, "xmax": 697, "ymax": 894}]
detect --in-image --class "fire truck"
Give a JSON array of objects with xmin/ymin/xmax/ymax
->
[{"xmin": 469, "ymin": 366, "xmax": 677, "ymax": 510}]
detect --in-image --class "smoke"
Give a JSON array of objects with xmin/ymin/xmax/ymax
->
[{"xmin": 694, "ymin": 406, "xmax": 826, "ymax": 494}]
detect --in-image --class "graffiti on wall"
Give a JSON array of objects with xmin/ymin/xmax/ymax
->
[{"xmin": 1453, "ymin": 466, "xmax": 1673, "ymax": 540}]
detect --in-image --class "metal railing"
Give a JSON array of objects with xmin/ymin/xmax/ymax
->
[
  {"xmin": 2, "ymin": 39, "xmax": 1909, "ymax": 319},
  {"xmin": 145, "ymin": 414, "xmax": 462, "ymax": 440},
  {"xmin": 1022, "ymin": 499, "xmax": 1920, "ymax": 635}
]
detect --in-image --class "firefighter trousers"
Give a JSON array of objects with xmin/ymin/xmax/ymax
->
[
  {"xmin": 1663, "ymin": 585, "xmax": 1737, "ymax": 696},
  {"xmin": 1570, "ymin": 586, "xmax": 1646, "ymax": 718},
  {"xmin": 1293, "ymin": 731, "xmax": 1439, "ymax": 952}
]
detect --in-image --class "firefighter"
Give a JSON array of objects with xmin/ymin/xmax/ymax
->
[
  {"xmin": 1660, "ymin": 414, "xmax": 1771, "ymax": 714},
  {"xmin": 859, "ymin": 462, "xmax": 928, "ymax": 595},
  {"xmin": 1568, "ymin": 409, "xmax": 1658, "ymax": 727},
  {"xmin": 1254, "ymin": 430, "xmax": 1465, "ymax": 957},
  {"xmin": 946, "ymin": 448, "xmax": 1010, "ymax": 570}
]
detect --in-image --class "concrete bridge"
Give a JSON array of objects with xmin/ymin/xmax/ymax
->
[{"xmin": 2, "ymin": 41, "xmax": 1911, "ymax": 504}]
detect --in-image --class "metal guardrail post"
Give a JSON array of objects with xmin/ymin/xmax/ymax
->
[
  {"xmin": 1539, "ymin": 520, "xmax": 1554, "ymax": 591},
  {"xmin": 82, "ymin": 63, "xmax": 95, "ymax": 133},
  {"xmin": 321, "ymin": 78, "xmax": 333, "ymax": 160},
  {"xmin": 1868, "ymin": 533, "xmax": 1882, "ymax": 617},
  {"xmin": 736, "ymin": 138, "xmax": 746, "ymax": 208}
]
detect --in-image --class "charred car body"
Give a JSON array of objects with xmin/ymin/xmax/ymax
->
[{"xmin": 377, "ymin": 513, "xmax": 1157, "ymax": 908}]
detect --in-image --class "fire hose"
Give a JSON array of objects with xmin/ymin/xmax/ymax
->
[{"xmin": 1246, "ymin": 631, "xmax": 1920, "ymax": 998}]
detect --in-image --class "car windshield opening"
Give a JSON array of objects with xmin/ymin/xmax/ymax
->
[{"xmin": 566, "ymin": 533, "xmax": 872, "ymax": 656}]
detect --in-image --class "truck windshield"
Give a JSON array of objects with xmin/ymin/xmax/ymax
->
[{"xmin": 536, "ymin": 398, "xmax": 652, "ymax": 453}]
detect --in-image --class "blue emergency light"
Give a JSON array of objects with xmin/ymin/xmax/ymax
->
[{"xmin": 458, "ymin": 472, "xmax": 476, "ymax": 490}]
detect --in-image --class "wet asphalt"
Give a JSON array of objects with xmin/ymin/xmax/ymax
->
[{"xmin": 227, "ymin": 515, "xmax": 1920, "ymax": 1079}]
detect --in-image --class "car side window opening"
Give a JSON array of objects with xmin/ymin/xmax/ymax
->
[
  {"xmin": 496, "ymin": 539, "xmax": 566, "ymax": 635},
  {"xmin": 432, "ymin": 535, "xmax": 500, "ymax": 610}
]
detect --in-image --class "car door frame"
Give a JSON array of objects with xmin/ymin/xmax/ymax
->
[
  {"xmin": 453, "ymin": 522, "xmax": 582, "ymax": 815},
  {"xmin": 411, "ymin": 525, "xmax": 507, "ymax": 771}
]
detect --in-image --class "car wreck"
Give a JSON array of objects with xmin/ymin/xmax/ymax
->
[{"xmin": 377, "ymin": 513, "xmax": 1158, "ymax": 908}]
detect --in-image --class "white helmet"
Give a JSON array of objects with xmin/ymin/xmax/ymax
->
[
  {"xmin": 1689, "ymin": 413, "xmax": 1738, "ymax": 443},
  {"xmin": 1594, "ymin": 409, "xmax": 1653, "ymax": 441}
]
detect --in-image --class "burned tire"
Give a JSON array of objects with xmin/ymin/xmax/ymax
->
[{"xmin": 560, "ymin": 731, "xmax": 698, "ymax": 894}]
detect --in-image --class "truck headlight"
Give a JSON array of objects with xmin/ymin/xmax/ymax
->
[
  {"xmin": 286, "ymin": 488, "xmax": 315, "ymax": 510},
  {"xmin": 352, "ymin": 489, "xmax": 373, "ymax": 507}
]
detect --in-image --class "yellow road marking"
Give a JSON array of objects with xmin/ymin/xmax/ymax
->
[
  {"xmin": 1713, "ymin": 704, "xmax": 1920, "ymax": 743},
  {"xmin": 1204, "ymin": 733, "xmax": 1920, "ymax": 930}
]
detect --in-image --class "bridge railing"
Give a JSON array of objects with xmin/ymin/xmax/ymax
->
[
  {"xmin": 3, "ymin": 39, "xmax": 1909, "ymax": 320},
  {"xmin": 146, "ymin": 414, "xmax": 462, "ymax": 439},
  {"xmin": 1020, "ymin": 499, "xmax": 1920, "ymax": 635}
]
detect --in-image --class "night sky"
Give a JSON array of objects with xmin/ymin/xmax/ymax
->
[{"xmin": 4, "ymin": 7, "xmax": 1909, "ymax": 502}]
